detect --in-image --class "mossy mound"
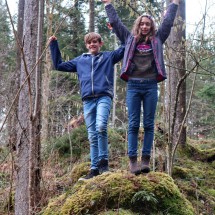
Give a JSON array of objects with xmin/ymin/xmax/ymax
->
[
  {"xmin": 173, "ymin": 142, "xmax": 215, "ymax": 214},
  {"xmin": 42, "ymin": 164, "xmax": 195, "ymax": 215},
  {"xmin": 98, "ymin": 208, "xmax": 137, "ymax": 214},
  {"xmin": 185, "ymin": 139, "xmax": 215, "ymax": 162}
]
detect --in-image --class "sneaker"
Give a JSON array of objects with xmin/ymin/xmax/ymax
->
[
  {"xmin": 78, "ymin": 169, "xmax": 100, "ymax": 181},
  {"xmin": 98, "ymin": 159, "xmax": 109, "ymax": 174}
]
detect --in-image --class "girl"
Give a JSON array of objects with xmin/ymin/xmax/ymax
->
[{"xmin": 102, "ymin": 0, "xmax": 180, "ymax": 174}]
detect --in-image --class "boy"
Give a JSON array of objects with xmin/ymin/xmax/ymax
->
[{"xmin": 49, "ymin": 32, "xmax": 124, "ymax": 180}]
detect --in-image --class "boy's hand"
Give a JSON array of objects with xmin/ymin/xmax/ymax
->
[
  {"xmin": 107, "ymin": 22, "xmax": 113, "ymax": 30},
  {"xmin": 102, "ymin": 0, "xmax": 112, "ymax": 5},
  {"xmin": 49, "ymin": 36, "xmax": 57, "ymax": 42}
]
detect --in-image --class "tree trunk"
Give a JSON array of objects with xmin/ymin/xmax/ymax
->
[
  {"xmin": 41, "ymin": 0, "xmax": 54, "ymax": 143},
  {"xmin": 71, "ymin": 0, "xmax": 79, "ymax": 56},
  {"xmin": 15, "ymin": 0, "xmax": 43, "ymax": 214},
  {"xmin": 29, "ymin": 0, "xmax": 44, "ymax": 212},
  {"xmin": 166, "ymin": 0, "xmax": 186, "ymax": 175},
  {"xmin": 89, "ymin": 0, "xmax": 95, "ymax": 32}
]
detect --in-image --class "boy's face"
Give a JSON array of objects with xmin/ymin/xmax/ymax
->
[{"xmin": 85, "ymin": 39, "xmax": 103, "ymax": 55}]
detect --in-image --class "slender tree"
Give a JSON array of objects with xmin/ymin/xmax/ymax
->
[
  {"xmin": 29, "ymin": 0, "xmax": 44, "ymax": 211},
  {"xmin": 70, "ymin": 0, "xmax": 80, "ymax": 56},
  {"xmin": 15, "ymin": 0, "xmax": 43, "ymax": 213},
  {"xmin": 41, "ymin": 0, "xmax": 54, "ymax": 143},
  {"xmin": 166, "ymin": 0, "xmax": 186, "ymax": 175},
  {"xmin": 0, "ymin": 0, "xmax": 15, "ymax": 145},
  {"xmin": 89, "ymin": 0, "xmax": 95, "ymax": 32}
]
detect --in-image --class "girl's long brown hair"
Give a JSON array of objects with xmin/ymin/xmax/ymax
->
[{"xmin": 132, "ymin": 15, "xmax": 156, "ymax": 43}]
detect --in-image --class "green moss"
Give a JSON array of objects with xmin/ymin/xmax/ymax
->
[
  {"xmin": 42, "ymin": 193, "xmax": 67, "ymax": 215},
  {"xmin": 184, "ymin": 140, "xmax": 215, "ymax": 162},
  {"xmin": 42, "ymin": 170, "xmax": 194, "ymax": 215},
  {"xmin": 161, "ymin": 197, "xmax": 195, "ymax": 215},
  {"xmin": 207, "ymin": 189, "xmax": 215, "ymax": 197},
  {"xmin": 60, "ymin": 187, "xmax": 103, "ymax": 214},
  {"xmin": 212, "ymin": 160, "xmax": 215, "ymax": 168},
  {"xmin": 95, "ymin": 171, "xmax": 138, "ymax": 208},
  {"xmin": 69, "ymin": 162, "xmax": 91, "ymax": 183},
  {"xmin": 173, "ymin": 141, "xmax": 215, "ymax": 214},
  {"xmin": 176, "ymin": 179, "xmax": 215, "ymax": 214},
  {"xmin": 172, "ymin": 166, "xmax": 193, "ymax": 179},
  {"xmin": 139, "ymin": 172, "xmax": 194, "ymax": 215},
  {"xmin": 174, "ymin": 153, "xmax": 207, "ymax": 180},
  {"xmin": 99, "ymin": 209, "xmax": 137, "ymax": 215}
]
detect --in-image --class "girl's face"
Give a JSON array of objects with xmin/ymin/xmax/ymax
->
[
  {"xmin": 85, "ymin": 39, "xmax": 103, "ymax": 55},
  {"xmin": 139, "ymin": 17, "xmax": 152, "ymax": 36}
]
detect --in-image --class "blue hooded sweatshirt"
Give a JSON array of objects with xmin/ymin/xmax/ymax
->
[{"xmin": 50, "ymin": 40, "xmax": 124, "ymax": 100}]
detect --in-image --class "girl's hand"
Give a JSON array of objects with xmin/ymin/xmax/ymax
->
[
  {"xmin": 172, "ymin": 0, "xmax": 180, "ymax": 5},
  {"xmin": 102, "ymin": 0, "xmax": 112, "ymax": 5}
]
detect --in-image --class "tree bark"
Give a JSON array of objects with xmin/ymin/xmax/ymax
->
[
  {"xmin": 29, "ymin": 0, "xmax": 44, "ymax": 212},
  {"xmin": 89, "ymin": 0, "xmax": 95, "ymax": 32},
  {"xmin": 41, "ymin": 0, "xmax": 53, "ymax": 143},
  {"xmin": 71, "ymin": 0, "xmax": 79, "ymax": 56},
  {"xmin": 166, "ymin": 0, "xmax": 186, "ymax": 175},
  {"xmin": 15, "ymin": 0, "xmax": 43, "ymax": 214}
]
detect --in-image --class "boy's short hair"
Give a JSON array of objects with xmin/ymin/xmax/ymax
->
[{"xmin": 84, "ymin": 32, "xmax": 102, "ymax": 44}]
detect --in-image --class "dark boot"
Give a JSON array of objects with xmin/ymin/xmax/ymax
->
[
  {"xmin": 129, "ymin": 156, "xmax": 141, "ymax": 175},
  {"xmin": 98, "ymin": 159, "xmax": 109, "ymax": 174},
  {"xmin": 141, "ymin": 155, "xmax": 151, "ymax": 173},
  {"xmin": 78, "ymin": 169, "xmax": 100, "ymax": 181}
]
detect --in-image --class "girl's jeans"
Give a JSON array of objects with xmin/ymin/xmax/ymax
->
[
  {"xmin": 126, "ymin": 79, "xmax": 158, "ymax": 157},
  {"xmin": 83, "ymin": 96, "xmax": 112, "ymax": 170}
]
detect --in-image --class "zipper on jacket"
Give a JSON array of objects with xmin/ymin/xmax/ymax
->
[
  {"xmin": 91, "ymin": 56, "xmax": 94, "ymax": 95},
  {"xmin": 91, "ymin": 54, "xmax": 103, "ymax": 95},
  {"xmin": 105, "ymin": 76, "xmax": 110, "ymax": 86}
]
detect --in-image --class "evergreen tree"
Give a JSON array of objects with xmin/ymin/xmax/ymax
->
[{"xmin": 0, "ymin": 0, "xmax": 16, "ymax": 145}]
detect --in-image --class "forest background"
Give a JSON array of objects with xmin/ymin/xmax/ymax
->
[{"xmin": 0, "ymin": 0, "xmax": 215, "ymax": 214}]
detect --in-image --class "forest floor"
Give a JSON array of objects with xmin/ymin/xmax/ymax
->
[{"xmin": 0, "ymin": 126, "xmax": 215, "ymax": 214}]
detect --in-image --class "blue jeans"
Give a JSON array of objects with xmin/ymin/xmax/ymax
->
[
  {"xmin": 126, "ymin": 79, "xmax": 158, "ymax": 157},
  {"xmin": 83, "ymin": 96, "xmax": 112, "ymax": 170}
]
